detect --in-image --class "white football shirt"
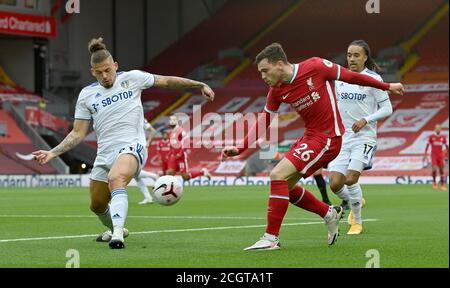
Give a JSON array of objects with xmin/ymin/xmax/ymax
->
[
  {"xmin": 75, "ymin": 70, "xmax": 155, "ymax": 155},
  {"xmin": 335, "ymin": 68, "xmax": 390, "ymax": 140}
]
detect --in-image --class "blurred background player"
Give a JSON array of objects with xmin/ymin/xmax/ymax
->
[
  {"xmin": 134, "ymin": 118, "xmax": 159, "ymax": 205},
  {"xmin": 424, "ymin": 124, "xmax": 449, "ymax": 190},
  {"xmin": 157, "ymin": 129, "xmax": 172, "ymax": 175},
  {"xmin": 313, "ymin": 169, "xmax": 332, "ymax": 205},
  {"xmin": 166, "ymin": 115, "xmax": 212, "ymax": 181},
  {"xmin": 222, "ymin": 43, "xmax": 404, "ymax": 250},
  {"xmin": 33, "ymin": 37, "xmax": 215, "ymax": 249},
  {"xmin": 328, "ymin": 40, "xmax": 394, "ymax": 235}
]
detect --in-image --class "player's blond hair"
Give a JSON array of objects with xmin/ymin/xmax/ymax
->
[{"xmin": 88, "ymin": 37, "xmax": 112, "ymax": 65}]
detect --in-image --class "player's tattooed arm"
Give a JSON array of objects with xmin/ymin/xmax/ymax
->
[
  {"xmin": 153, "ymin": 75, "xmax": 203, "ymax": 89},
  {"xmin": 51, "ymin": 119, "xmax": 90, "ymax": 156},
  {"xmin": 153, "ymin": 75, "xmax": 215, "ymax": 101},
  {"xmin": 33, "ymin": 120, "xmax": 90, "ymax": 165}
]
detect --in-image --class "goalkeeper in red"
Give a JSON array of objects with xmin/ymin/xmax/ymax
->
[{"xmin": 222, "ymin": 43, "xmax": 404, "ymax": 250}]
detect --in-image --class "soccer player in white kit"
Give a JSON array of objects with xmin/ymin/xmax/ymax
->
[
  {"xmin": 33, "ymin": 38, "xmax": 215, "ymax": 249},
  {"xmin": 328, "ymin": 40, "xmax": 393, "ymax": 235}
]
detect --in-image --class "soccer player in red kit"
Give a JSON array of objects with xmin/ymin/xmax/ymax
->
[
  {"xmin": 222, "ymin": 43, "xmax": 404, "ymax": 250},
  {"xmin": 424, "ymin": 124, "xmax": 448, "ymax": 190},
  {"xmin": 167, "ymin": 115, "xmax": 212, "ymax": 181},
  {"xmin": 157, "ymin": 129, "xmax": 172, "ymax": 175}
]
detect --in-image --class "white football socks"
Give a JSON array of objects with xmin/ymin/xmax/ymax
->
[
  {"xmin": 135, "ymin": 177, "xmax": 153, "ymax": 200},
  {"xmin": 139, "ymin": 170, "xmax": 159, "ymax": 180},
  {"xmin": 110, "ymin": 188, "xmax": 128, "ymax": 230},
  {"xmin": 348, "ymin": 183, "xmax": 363, "ymax": 225},
  {"xmin": 95, "ymin": 206, "xmax": 113, "ymax": 231},
  {"xmin": 335, "ymin": 185, "xmax": 350, "ymax": 202}
]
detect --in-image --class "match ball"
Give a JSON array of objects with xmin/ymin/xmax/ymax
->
[{"xmin": 151, "ymin": 175, "xmax": 183, "ymax": 206}]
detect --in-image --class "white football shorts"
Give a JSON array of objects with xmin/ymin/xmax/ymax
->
[
  {"xmin": 328, "ymin": 135, "xmax": 377, "ymax": 175},
  {"xmin": 90, "ymin": 142, "xmax": 148, "ymax": 183}
]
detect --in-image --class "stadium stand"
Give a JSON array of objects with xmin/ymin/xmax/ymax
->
[
  {"xmin": 142, "ymin": 0, "xmax": 295, "ymax": 76},
  {"xmin": 5, "ymin": 1, "xmax": 441, "ymax": 176},
  {"xmin": 403, "ymin": 13, "xmax": 449, "ymax": 84},
  {"xmin": 142, "ymin": 0, "xmax": 449, "ymax": 177},
  {"xmin": 0, "ymin": 110, "xmax": 57, "ymax": 174},
  {"xmin": 0, "ymin": 121, "xmax": 7, "ymax": 137},
  {"xmin": 141, "ymin": 0, "xmax": 296, "ymax": 120}
]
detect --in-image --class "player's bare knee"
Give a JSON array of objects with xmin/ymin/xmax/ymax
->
[
  {"xmin": 108, "ymin": 173, "xmax": 128, "ymax": 190},
  {"xmin": 329, "ymin": 178, "xmax": 343, "ymax": 193},
  {"xmin": 344, "ymin": 171, "xmax": 360, "ymax": 186},
  {"xmin": 345, "ymin": 174, "xmax": 358, "ymax": 186},
  {"xmin": 345, "ymin": 176, "xmax": 359, "ymax": 186},
  {"xmin": 90, "ymin": 202, "xmax": 108, "ymax": 214},
  {"xmin": 270, "ymin": 169, "xmax": 287, "ymax": 181}
]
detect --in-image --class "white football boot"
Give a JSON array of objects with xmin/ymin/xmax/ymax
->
[
  {"xmin": 244, "ymin": 234, "xmax": 281, "ymax": 251},
  {"xmin": 325, "ymin": 206, "xmax": 343, "ymax": 246},
  {"xmin": 96, "ymin": 228, "xmax": 129, "ymax": 243}
]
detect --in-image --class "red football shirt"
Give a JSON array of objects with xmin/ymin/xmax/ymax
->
[
  {"xmin": 427, "ymin": 134, "xmax": 448, "ymax": 158},
  {"xmin": 265, "ymin": 57, "xmax": 390, "ymax": 138},
  {"xmin": 169, "ymin": 126, "xmax": 187, "ymax": 158},
  {"xmin": 157, "ymin": 139, "xmax": 171, "ymax": 161},
  {"xmin": 238, "ymin": 57, "xmax": 390, "ymax": 153}
]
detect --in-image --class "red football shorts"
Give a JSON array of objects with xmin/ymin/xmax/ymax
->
[
  {"xmin": 167, "ymin": 154, "xmax": 189, "ymax": 174},
  {"xmin": 285, "ymin": 134, "xmax": 342, "ymax": 178},
  {"xmin": 431, "ymin": 155, "xmax": 444, "ymax": 167},
  {"xmin": 160, "ymin": 158, "xmax": 169, "ymax": 174}
]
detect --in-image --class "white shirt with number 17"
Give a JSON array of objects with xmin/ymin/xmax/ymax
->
[{"xmin": 335, "ymin": 68, "xmax": 392, "ymax": 141}]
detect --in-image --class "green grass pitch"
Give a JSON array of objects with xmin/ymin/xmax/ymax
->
[{"xmin": 0, "ymin": 184, "xmax": 447, "ymax": 268}]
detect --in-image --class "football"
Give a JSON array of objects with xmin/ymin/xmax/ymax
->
[{"xmin": 151, "ymin": 175, "xmax": 183, "ymax": 206}]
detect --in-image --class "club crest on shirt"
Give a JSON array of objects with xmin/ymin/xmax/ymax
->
[
  {"xmin": 121, "ymin": 81, "xmax": 130, "ymax": 89},
  {"xmin": 323, "ymin": 59, "xmax": 333, "ymax": 68},
  {"xmin": 311, "ymin": 91, "xmax": 321, "ymax": 102}
]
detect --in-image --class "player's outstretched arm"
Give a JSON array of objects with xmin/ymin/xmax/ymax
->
[
  {"xmin": 153, "ymin": 75, "xmax": 215, "ymax": 102},
  {"xmin": 222, "ymin": 146, "xmax": 240, "ymax": 160},
  {"xmin": 387, "ymin": 83, "xmax": 405, "ymax": 96},
  {"xmin": 33, "ymin": 119, "xmax": 90, "ymax": 165},
  {"xmin": 338, "ymin": 66, "xmax": 405, "ymax": 96},
  {"xmin": 222, "ymin": 110, "xmax": 273, "ymax": 159}
]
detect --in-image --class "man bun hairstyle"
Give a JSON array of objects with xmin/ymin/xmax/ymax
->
[
  {"xmin": 88, "ymin": 37, "xmax": 112, "ymax": 65},
  {"xmin": 350, "ymin": 40, "xmax": 382, "ymax": 73},
  {"xmin": 255, "ymin": 42, "xmax": 288, "ymax": 65}
]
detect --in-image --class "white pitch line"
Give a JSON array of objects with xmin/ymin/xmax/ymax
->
[
  {"xmin": 0, "ymin": 215, "xmax": 319, "ymax": 221},
  {"xmin": 0, "ymin": 219, "xmax": 379, "ymax": 244}
]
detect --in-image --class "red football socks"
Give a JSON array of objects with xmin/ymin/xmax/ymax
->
[
  {"xmin": 188, "ymin": 171, "xmax": 203, "ymax": 179},
  {"xmin": 289, "ymin": 185, "xmax": 329, "ymax": 218},
  {"xmin": 266, "ymin": 180, "xmax": 290, "ymax": 236}
]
